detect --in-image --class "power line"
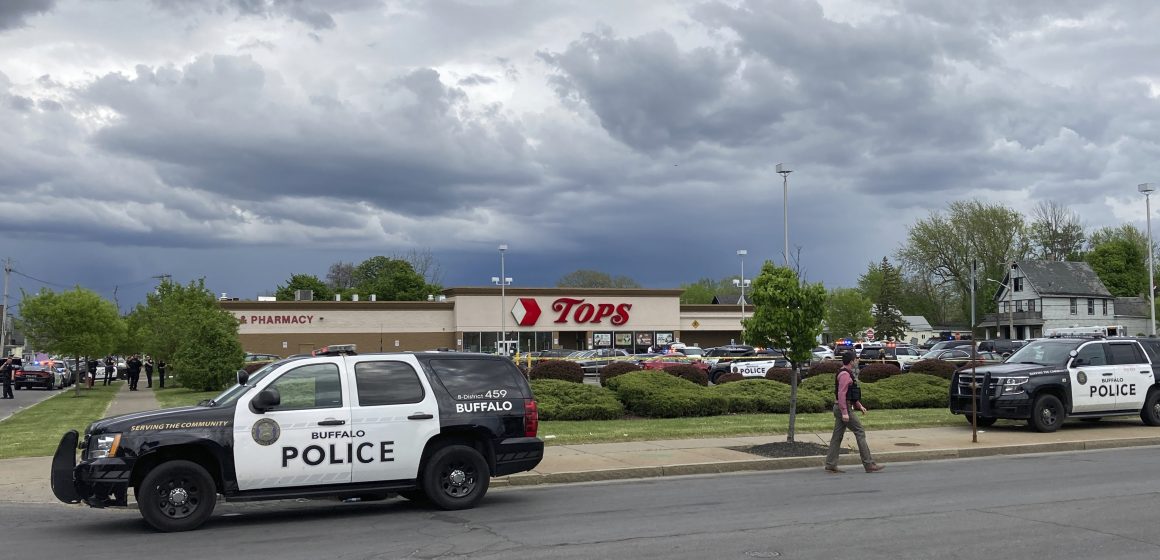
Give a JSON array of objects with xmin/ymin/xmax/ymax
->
[{"xmin": 10, "ymin": 268, "xmax": 157, "ymax": 291}]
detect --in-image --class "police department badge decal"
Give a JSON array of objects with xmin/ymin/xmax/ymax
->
[
  {"xmin": 1077, "ymin": 372, "xmax": 1087, "ymax": 385},
  {"xmin": 252, "ymin": 418, "xmax": 281, "ymax": 446}
]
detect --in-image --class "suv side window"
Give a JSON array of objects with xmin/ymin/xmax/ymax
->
[
  {"xmin": 1073, "ymin": 344, "xmax": 1108, "ymax": 367},
  {"xmin": 427, "ymin": 358, "xmax": 527, "ymax": 399},
  {"xmin": 267, "ymin": 363, "xmax": 342, "ymax": 411},
  {"xmin": 1137, "ymin": 339, "xmax": 1160, "ymax": 363},
  {"xmin": 354, "ymin": 361, "xmax": 425, "ymax": 406},
  {"xmin": 1107, "ymin": 343, "xmax": 1147, "ymax": 365}
]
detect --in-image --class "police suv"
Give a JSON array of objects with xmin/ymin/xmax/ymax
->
[
  {"xmin": 50, "ymin": 345, "xmax": 544, "ymax": 532},
  {"xmin": 949, "ymin": 337, "xmax": 1160, "ymax": 432}
]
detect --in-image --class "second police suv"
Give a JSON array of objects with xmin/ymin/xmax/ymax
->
[
  {"xmin": 50, "ymin": 345, "xmax": 544, "ymax": 532},
  {"xmin": 949, "ymin": 336, "xmax": 1160, "ymax": 432}
]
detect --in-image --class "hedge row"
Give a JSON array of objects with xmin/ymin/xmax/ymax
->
[
  {"xmin": 713, "ymin": 380, "xmax": 828, "ymax": 414},
  {"xmin": 530, "ymin": 379, "xmax": 624, "ymax": 420},
  {"xmin": 528, "ymin": 359, "xmax": 584, "ymax": 383},
  {"xmin": 606, "ymin": 371, "xmax": 729, "ymax": 418}
]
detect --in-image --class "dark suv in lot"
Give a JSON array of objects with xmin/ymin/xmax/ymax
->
[{"xmin": 977, "ymin": 339, "xmax": 1026, "ymax": 357}]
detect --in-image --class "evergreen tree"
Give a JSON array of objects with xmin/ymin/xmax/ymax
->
[{"xmin": 872, "ymin": 258, "xmax": 909, "ymax": 341}]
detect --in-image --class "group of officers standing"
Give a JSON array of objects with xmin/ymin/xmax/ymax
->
[{"xmin": 84, "ymin": 355, "xmax": 165, "ymax": 390}]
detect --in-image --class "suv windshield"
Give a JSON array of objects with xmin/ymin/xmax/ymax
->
[
  {"xmin": 206, "ymin": 359, "xmax": 289, "ymax": 407},
  {"xmin": 1005, "ymin": 339, "xmax": 1083, "ymax": 366}
]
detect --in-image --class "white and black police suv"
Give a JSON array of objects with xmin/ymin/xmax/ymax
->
[
  {"xmin": 50, "ymin": 345, "xmax": 543, "ymax": 532},
  {"xmin": 949, "ymin": 336, "xmax": 1160, "ymax": 433}
]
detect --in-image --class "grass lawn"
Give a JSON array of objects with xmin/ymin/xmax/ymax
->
[
  {"xmin": 152, "ymin": 386, "xmax": 220, "ymax": 409},
  {"xmin": 0, "ymin": 385, "xmax": 120, "ymax": 460}
]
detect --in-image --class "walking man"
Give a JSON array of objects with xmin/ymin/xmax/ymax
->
[
  {"xmin": 144, "ymin": 358, "xmax": 154, "ymax": 388},
  {"xmin": 824, "ymin": 351, "xmax": 884, "ymax": 474},
  {"xmin": 126, "ymin": 355, "xmax": 142, "ymax": 391},
  {"xmin": 1, "ymin": 355, "xmax": 14, "ymax": 399}
]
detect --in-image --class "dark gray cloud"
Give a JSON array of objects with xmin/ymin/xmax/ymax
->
[
  {"xmin": 0, "ymin": 0, "xmax": 55, "ymax": 31},
  {"xmin": 151, "ymin": 0, "xmax": 381, "ymax": 30}
]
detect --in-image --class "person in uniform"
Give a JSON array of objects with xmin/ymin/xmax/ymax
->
[
  {"xmin": 126, "ymin": 355, "xmax": 143, "ymax": 391},
  {"xmin": 144, "ymin": 358, "xmax": 154, "ymax": 388},
  {"xmin": 157, "ymin": 360, "xmax": 166, "ymax": 388},
  {"xmin": 1, "ymin": 355, "xmax": 14, "ymax": 399},
  {"xmin": 103, "ymin": 356, "xmax": 115, "ymax": 386}
]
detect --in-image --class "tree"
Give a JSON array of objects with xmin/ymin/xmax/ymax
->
[
  {"xmin": 130, "ymin": 279, "xmax": 244, "ymax": 391},
  {"xmin": 898, "ymin": 199, "xmax": 1031, "ymax": 324},
  {"xmin": 872, "ymin": 258, "xmax": 909, "ymax": 341},
  {"xmin": 556, "ymin": 269, "xmax": 641, "ymax": 288},
  {"xmin": 350, "ymin": 256, "xmax": 434, "ymax": 301},
  {"xmin": 398, "ymin": 248, "xmax": 444, "ymax": 289},
  {"xmin": 1089, "ymin": 224, "xmax": 1154, "ymax": 262},
  {"xmin": 326, "ymin": 261, "xmax": 356, "ymax": 291},
  {"xmin": 679, "ymin": 278, "xmax": 717, "ymax": 304},
  {"xmin": 275, "ymin": 274, "xmax": 334, "ymax": 301},
  {"xmin": 1086, "ymin": 239, "xmax": 1148, "ymax": 297},
  {"xmin": 17, "ymin": 287, "xmax": 123, "ymax": 396},
  {"xmin": 826, "ymin": 288, "xmax": 873, "ymax": 341},
  {"xmin": 1028, "ymin": 200, "xmax": 1085, "ymax": 261},
  {"xmin": 742, "ymin": 262, "xmax": 826, "ymax": 442}
]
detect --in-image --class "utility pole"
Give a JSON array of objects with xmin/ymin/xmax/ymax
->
[
  {"xmin": 1008, "ymin": 263, "xmax": 1016, "ymax": 340},
  {"xmin": 1, "ymin": 257, "xmax": 11, "ymax": 357}
]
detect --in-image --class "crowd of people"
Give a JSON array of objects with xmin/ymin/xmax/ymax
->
[{"xmin": 81, "ymin": 355, "xmax": 166, "ymax": 390}]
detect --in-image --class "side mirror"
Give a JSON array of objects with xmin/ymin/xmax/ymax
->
[
  {"xmin": 251, "ymin": 388, "xmax": 280, "ymax": 413},
  {"xmin": 236, "ymin": 369, "xmax": 249, "ymax": 386},
  {"xmin": 1069, "ymin": 350, "xmax": 1078, "ymax": 358}
]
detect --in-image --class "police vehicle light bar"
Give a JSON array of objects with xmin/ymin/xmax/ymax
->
[{"xmin": 312, "ymin": 344, "xmax": 358, "ymax": 356}]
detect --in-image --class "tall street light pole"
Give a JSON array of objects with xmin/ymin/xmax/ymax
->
[
  {"xmin": 491, "ymin": 244, "xmax": 512, "ymax": 355},
  {"xmin": 733, "ymin": 249, "xmax": 750, "ymax": 343},
  {"xmin": 985, "ymin": 277, "xmax": 1013, "ymax": 339},
  {"xmin": 776, "ymin": 163, "xmax": 792, "ymax": 266},
  {"xmin": 1141, "ymin": 184, "xmax": 1156, "ymax": 336}
]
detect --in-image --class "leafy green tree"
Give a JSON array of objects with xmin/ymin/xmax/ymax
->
[
  {"xmin": 826, "ymin": 288, "xmax": 873, "ymax": 340},
  {"xmin": 1086, "ymin": 239, "xmax": 1148, "ymax": 297},
  {"xmin": 351, "ymin": 256, "xmax": 433, "ymax": 301},
  {"xmin": 275, "ymin": 274, "xmax": 334, "ymax": 301},
  {"xmin": 131, "ymin": 279, "xmax": 244, "ymax": 391},
  {"xmin": 556, "ymin": 269, "xmax": 641, "ymax": 288},
  {"xmin": 1028, "ymin": 200, "xmax": 1085, "ymax": 261},
  {"xmin": 872, "ymin": 258, "xmax": 910, "ymax": 341},
  {"xmin": 17, "ymin": 287, "xmax": 123, "ymax": 395},
  {"xmin": 680, "ymin": 279, "xmax": 717, "ymax": 304},
  {"xmin": 898, "ymin": 199, "xmax": 1031, "ymax": 323},
  {"xmin": 742, "ymin": 262, "xmax": 826, "ymax": 442}
]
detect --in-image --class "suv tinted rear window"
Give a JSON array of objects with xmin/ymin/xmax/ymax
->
[
  {"xmin": 427, "ymin": 358, "xmax": 528, "ymax": 400},
  {"xmin": 1107, "ymin": 343, "xmax": 1147, "ymax": 365}
]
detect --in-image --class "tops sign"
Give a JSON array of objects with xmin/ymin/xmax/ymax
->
[
  {"xmin": 241, "ymin": 315, "xmax": 315, "ymax": 325},
  {"xmin": 512, "ymin": 298, "xmax": 631, "ymax": 327}
]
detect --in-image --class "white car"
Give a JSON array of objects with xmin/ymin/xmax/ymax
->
[
  {"xmin": 892, "ymin": 346, "xmax": 923, "ymax": 371},
  {"xmin": 812, "ymin": 346, "xmax": 834, "ymax": 361},
  {"xmin": 731, "ymin": 356, "xmax": 792, "ymax": 378}
]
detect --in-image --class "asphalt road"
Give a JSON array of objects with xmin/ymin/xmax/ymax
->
[
  {"xmin": 4, "ymin": 447, "xmax": 1160, "ymax": 559},
  {"xmin": 0, "ymin": 383, "xmax": 68, "ymax": 421}
]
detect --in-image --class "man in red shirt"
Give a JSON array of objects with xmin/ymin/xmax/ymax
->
[{"xmin": 824, "ymin": 351, "xmax": 884, "ymax": 473}]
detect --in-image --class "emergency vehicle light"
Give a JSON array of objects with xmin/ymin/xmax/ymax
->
[{"xmin": 313, "ymin": 344, "xmax": 358, "ymax": 356}]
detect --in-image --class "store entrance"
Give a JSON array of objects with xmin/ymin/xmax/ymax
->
[{"xmin": 562, "ymin": 331, "xmax": 587, "ymax": 351}]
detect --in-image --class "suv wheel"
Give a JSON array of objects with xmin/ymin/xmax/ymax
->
[
  {"xmin": 1030, "ymin": 394, "xmax": 1064, "ymax": 433},
  {"xmin": 422, "ymin": 445, "xmax": 489, "ymax": 510},
  {"xmin": 1141, "ymin": 390, "xmax": 1160, "ymax": 426},
  {"xmin": 138, "ymin": 460, "xmax": 217, "ymax": 532}
]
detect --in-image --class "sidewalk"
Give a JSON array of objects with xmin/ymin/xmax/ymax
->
[{"xmin": 4, "ymin": 387, "xmax": 1160, "ymax": 504}]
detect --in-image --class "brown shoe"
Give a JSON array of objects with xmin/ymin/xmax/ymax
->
[
  {"xmin": 824, "ymin": 466, "xmax": 845, "ymax": 474},
  {"xmin": 864, "ymin": 463, "xmax": 885, "ymax": 473}
]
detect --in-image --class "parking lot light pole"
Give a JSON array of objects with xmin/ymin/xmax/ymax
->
[
  {"xmin": 492, "ymin": 244, "xmax": 512, "ymax": 355},
  {"xmin": 1140, "ymin": 183, "xmax": 1156, "ymax": 336},
  {"xmin": 776, "ymin": 163, "xmax": 792, "ymax": 266},
  {"xmin": 733, "ymin": 250, "xmax": 750, "ymax": 341}
]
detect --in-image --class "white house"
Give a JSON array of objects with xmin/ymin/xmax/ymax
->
[
  {"xmin": 901, "ymin": 315, "xmax": 934, "ymax": 346},
  {"xmin": 978, "ymin": 261, "xmax": 1151, "ymax": 339}
]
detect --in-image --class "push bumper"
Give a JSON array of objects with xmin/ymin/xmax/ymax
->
[
  {"xmin": 492, "ymin": 437, "xmax": 544, "ymax": 476},
  {"xmin": 51, "ymin": 430, "xmax": 130, "ymax": 507}
]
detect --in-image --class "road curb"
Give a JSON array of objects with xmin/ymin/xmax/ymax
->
[{"xmin": 492, "ymin": 437, "xmax": 1160, "ymax": 488}]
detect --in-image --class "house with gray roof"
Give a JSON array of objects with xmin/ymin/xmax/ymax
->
[{"xmin": 979, "ymin": 261, "xmax": 1152, "ymax": 338}]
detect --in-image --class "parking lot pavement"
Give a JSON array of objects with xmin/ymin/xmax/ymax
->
[{"xmin": 0, "ymin": 384, "xmax": 68, "ymax": 423}]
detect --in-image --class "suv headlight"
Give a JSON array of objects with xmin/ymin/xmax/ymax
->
[
  {"xmin": 1000, "ymin": 376, "xmax": 1029, "ymax": 394},
  {"xmin": 87, "ymin": 433, "xmax": 122, "ymax": 460}
]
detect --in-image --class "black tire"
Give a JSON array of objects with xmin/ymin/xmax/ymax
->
[
  {"xmin": 965, "ymin": 414, "xmax": 997, "ymax": 428},
  {"xmin": 137, "ymin": 460, "xmax": 217, "ymax": 532},
  {"xmin": 1141, "ymin": 390, "xmax": 1160, "ymax": 426},
  {"xmin": 421, "ymin": 445, "xmax": 489, "ymax": 511},
  {"xmin": 1030, "ymin": 394, "xmax": 1065, "ymax": 433}
]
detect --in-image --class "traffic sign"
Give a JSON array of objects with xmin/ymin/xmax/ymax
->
[{"xmin": 865, "ymin": 328, "xmax": 876, "ymax": 341}]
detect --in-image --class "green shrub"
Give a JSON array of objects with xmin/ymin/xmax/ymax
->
[
  {"xmin": 714, "ymin": 372, "xmax": 744, "ymax": 384},
  {"xmin": 800, "ymin": 373, "xmax": 835, "ymax": 393},
  {"xmin": 712, "ymin": 380, "xmax": 828, "ymax": 414},
  {"xmin": 763, "ymin": 367, "xmax": 796, "ymax": 384},
  {"xmin": 909, "ymin": 359, "xmax": 957, "ymax": 380},
  {"xmin": 599, "ymin": 361, "xmax": 642, "ymax": 387},
  {"xmin": 859, "ymin": 374, "xmax": 950, "ymax": 409},
  {"xmin": 809, "ymin": 360, "xmax": 842, "ymax": 376},
  {"xmin": 529, "ymin": 379, "xmax": 624, "ymax": 420},
  {"xmin": 528, "ymin": 359, "xmax": 584, "ymax": 383},
  {"xmin": 858, "ymin": 363, "xmax": 901, "ymax": 383},
  {"xmin": 607, "ymin": 371, "xmax": 728, "ymax": 418},
  {"xmin": 663, "ymin": 364, "xmax": 709, "ymax": 386}
]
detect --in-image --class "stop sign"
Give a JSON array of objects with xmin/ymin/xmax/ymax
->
[{"xmin": 865, "ymin": 328, "xmax": 876, "ymax": 341}]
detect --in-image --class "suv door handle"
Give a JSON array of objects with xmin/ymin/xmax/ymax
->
[
  {"xmin": 408, "ymin": 413, "xmax": 434, "ymax": 420},
  {"xmin": 317, "ymin": 419, "xmax": 346, "ymax": 426},
  {"xmin": 1102, "ymin": 373, "xmax": 1114, "ymax": 377},
  {"xmin": 1142, "ymin": 371, "xmax": 1152, "ymax": 374}
]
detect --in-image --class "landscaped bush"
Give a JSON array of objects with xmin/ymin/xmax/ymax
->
[
  {"xmin": 712, "ymin": 380, "xmax": 828, "ymax": 414},
  {"xmin": 714, "ymin": 372, "xmax": 744, "ymax": 384},
  {"xmin": 800, "ymin": 373, "xmax": 835, "ymax": 394},
  {"xmin": 663, "ymin": 364, "xmax": 709, "ymax": 386},
  {"xmin": 528, "ymin": 359, "xmax": 584, "ymax": 383},
  {"xmin": 858, "ymin": 363, "xmax": 902, "ymax": 383},
  {"xmin": 763, "ymin": 367, "xmax": 796, "ymax": 384},
  {"xmin": 908, "ymin": 359, "xmax": 957, "ymax": 380},
  {"xmin": 858, "ymin": 374, "xmax": 950, "ymax": 409},
  {"xmin": 809, "ymin": 360, "xmax": 842, "ymax": 376},
  {"xmin": 607, "ymin": 371, "xmax": 729, "ymax": 418},
  {"xmin": 599, "ymin": 361, "xmax": 642, "ymax": 387},
  {"xmin": 530, "ymin": 379, "xmax": 625, "ymax": 420}
]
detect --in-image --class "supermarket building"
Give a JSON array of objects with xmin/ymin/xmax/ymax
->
[{"xmin": 221, "ymin": 287, "xmax": 749, "ymax": 356}]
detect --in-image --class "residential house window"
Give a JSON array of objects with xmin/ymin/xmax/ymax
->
[
  {"xmin": 1103, "ymin": 299, "xmax": 1108, "ymax": 315},
  {"xmin": 1002, "ymin": 301, "xmax": 1009, "ymax": 313},
  {"xmin": 1028, "ymin": 299, "xmax": 1036, "ymax": 312},
  {"xmin": 1070, "ymin": 298, "xmax": 1077, "ymax": 315},
  {"xmin": 1087, "ymin": 298, "xmax": 1095, "ymax": 315},
  {"xmin": 1013, "ymin": 277, "xmax": 1023, "ymax": 292},
  {"xmin": 1016, "ymin": 300, "xmax": 1024, "ymax": 312}
]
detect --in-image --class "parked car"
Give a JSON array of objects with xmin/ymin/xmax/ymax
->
[
  {"xmin": 812, "ymin": 346, "xmax": 834, "ymax": 361},
  {"xmin": 640, "ymin": 355, "xmax": 710, "ymax": 375},
  {"xmin": 574, "ymin": 348, "xmax": 631, "ymax": 375},
  {"xmin": 49, "ymin": 361, "xmax": 74, "ymax": 387},
  {"xmin": 920, "ymin": 348, "xmax": 1003, "ymax": 366},
  {"xmin": 14, "ymin": 364, "xmax": 58, "ymax": 390},
  {"xmin": 892, "ymin": 346, "xmax": 923, "ymax": 370},
  {"xmin": 928, "ymin": 340, "xmax": 975, "ymax": 352},
  {"xmin": 676, "ymin": 346, "xmax": 704, "ymax": 358},
  {"xmin": 977, "ymin": 339, "xmax": 1026, "ymax": 357},
  {"xmin": 244, "ymin": 352, "xmax": 281, "ymax": 362},
  {"xmin": 730, "ymin": 355, "xmax": 792, "ymax": 380}
]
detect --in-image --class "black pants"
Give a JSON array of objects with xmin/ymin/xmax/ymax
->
[
  {"xmin": 158, "ymin": 368, "xmax": 165, "ymax": 388},
  {"xmin": 103, "ymin": 368, "xmax": 114, "ymax": 385},
  {"xmin": 129, "ymin": 371, "xmax": 140, "ymax": 390},
  {"xmin": 144, "ymin": 369, "xmax": 153, "ymax": 388},
  {"xmin": 2, "ymin": 377, "xmax": 12, "ymax": 398}
]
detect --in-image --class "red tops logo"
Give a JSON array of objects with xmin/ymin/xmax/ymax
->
[{"xmin": 511, "ymin": 298, "xmax": 631, "ymax": 326}]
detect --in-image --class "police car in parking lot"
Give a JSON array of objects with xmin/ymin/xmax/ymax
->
[
  {"xmin": 50, "ymin": 345, "xmax": 543, "ymax": 532},
  {"xmin": 949, "ymin": 336, "xmax": 1160, "ymax": 432}
]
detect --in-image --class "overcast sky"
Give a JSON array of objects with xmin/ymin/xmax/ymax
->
[{"xmin": 1, "ymin": 0, "xmax": 1158, "ymax": 312}]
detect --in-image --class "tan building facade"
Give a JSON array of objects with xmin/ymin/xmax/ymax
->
[{"xmin": 221, "ymin": 287, "xmax": 751, "ymax": 356}]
